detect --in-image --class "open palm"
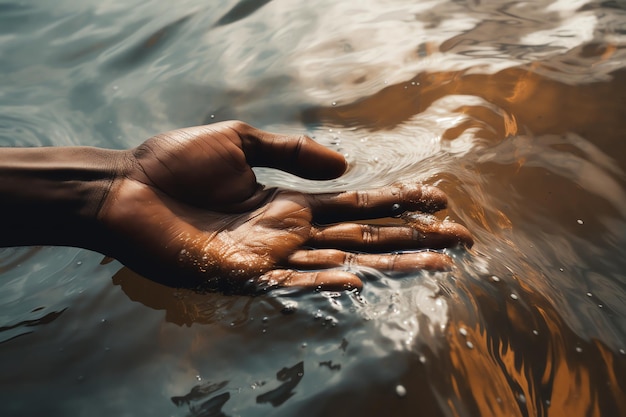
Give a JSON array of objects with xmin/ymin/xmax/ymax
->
[{"xmin": 96, "ymin": 121, "xmax": 472, "ymax": 291}]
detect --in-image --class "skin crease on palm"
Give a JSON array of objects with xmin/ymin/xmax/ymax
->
[{"xmin": 97, "ymin": 121, "xmax": 473, "ymax": 292}]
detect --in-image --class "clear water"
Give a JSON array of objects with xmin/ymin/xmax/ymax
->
[{"xmin": 1, "ymin": 0, "xmax": 625, "ymax": 416}]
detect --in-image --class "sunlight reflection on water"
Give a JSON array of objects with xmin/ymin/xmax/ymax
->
[{"xmin": 0, "ymin": 0, "xmax": 625, "ymax": 416}]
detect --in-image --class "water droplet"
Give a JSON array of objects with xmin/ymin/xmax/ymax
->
[
  {"xmin": 532, "ymin": 330, "xmax": 539, "ymax": 336},
  {"xmin": 262, "ymin": 316, "xmax": 269, "ymax": 323},
  {"xmin": 466, "ymin": 341, "xmax": 474, "ymax": 349},
  {"xmin": 76, "ymin": 261, "xmax": 82, "ymax": 266},
  {"xmin": 459, "ymin": 327, "xmax": 468, "ymax": 337},
  {"xmin": 598, "ymin": 304, "xmax": 604, "ymax": 308},
  {"xmin": 395, "ymin": 384, "xmax": 407, "ymax": 397},
  {"xmin": 391, "ymin": 203, "xmax": 401, "ymax": 213},
  {"xmin": 586, "ymin": 292, "xmax": 593, "ymax": 297},
  {"xmin": 210, "ymin": 114, "xmax": 215, "ymax": 119},
  {"xmin": 575, "ymin": 346, "xmax": 583, "ymax": 353},
  {"xmin": 331, "ymin": 101, "xmax": 337, "ymax": 106},
  {"xmin": 196, "ymin": 375, "xmax": 202, "ymax": 381},
  {"xmin": 577, "ymin": 219, "xmax": 584, "ymax": 225},
  {"xmin": 518, "ymin": 393, "xmax": 526, "ymax": 404},
  {"xmin": 301, "ymin": 342, "xmax": 307, "ymax": 348},
  {"xmin": 559, "ymin": 268, "xmax": 564, "ymax": 272},
  {"xmin": 419, "ymin": 354, "xmax": 426, "ymax": 364},
  {"xmin": 491, "ymin": 275, "xmax": 500, "ymax": 282},
  {"xmin": 545, "ymin": 399, "xmax": 551, "ymax": 406},
  {"xmin": 313, "ymin": 310, "xmax": 323, "ymax": 320},
  {"xmin": 510, "ymin": 293, "xmax": 518, "ymax": 300},
  {"xmin": 619, "ymin": 349, "xmax": 625, "ymax": 355}
]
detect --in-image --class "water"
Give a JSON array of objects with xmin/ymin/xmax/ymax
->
[{"xmin": 1, "ymin": 0, "xmax": 625, "ymax": 416}]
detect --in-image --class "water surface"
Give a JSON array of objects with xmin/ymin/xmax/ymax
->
[{"xmin": 1, "ymin": 1, "xmax": 625, "ymax": 416}]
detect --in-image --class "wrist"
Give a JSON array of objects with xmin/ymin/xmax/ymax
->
[{"xmin": 0, "ymin": 146, "xmax": 129, "ymax": 249}]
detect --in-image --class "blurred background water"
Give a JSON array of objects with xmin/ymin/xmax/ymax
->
[{"xmin": 1, "ymin": 0, "xmax": 625, "ymax": 416}]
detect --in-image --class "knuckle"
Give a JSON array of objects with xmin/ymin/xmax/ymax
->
[
  {"xmin": 356, "ymin": 190, "xmax": 369, "ymax": 209},
  {"xmin": 360, "ymin": 224, "xmax": 377, "ymax": 244}
]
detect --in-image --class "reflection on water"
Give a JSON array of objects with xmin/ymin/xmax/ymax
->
[{"xmin": 1, "ymin": 0, "xmax": 625, "ymax": 416}]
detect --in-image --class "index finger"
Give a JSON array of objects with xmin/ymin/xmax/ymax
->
[
  {"xmin": 235, "ymin": 123, "xmax": 347, "ymax": 180},
  {"xmin": 307, "ymin": 183, "xmax": 448, "ymax": 223}
]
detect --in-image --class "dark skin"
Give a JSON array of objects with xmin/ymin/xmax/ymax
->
[{"xmin": 0, "ymin": 121, "xmax": 472, "ymax": 292}]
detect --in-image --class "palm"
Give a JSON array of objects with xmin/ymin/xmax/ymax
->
[{"xmin": 99, "ymin": 121, "xmax": 472, "ymax": 291}]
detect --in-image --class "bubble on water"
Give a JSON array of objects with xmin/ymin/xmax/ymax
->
[
  {"xmin": 210, "ymin": 114, "xmax": 215, "ymax": 119},
  {"xmin": 301, "ymin": 342, "xmax": 307, "ymax": 349},
  {"xmin": 313, "ymin": 310, "xmax": 323, "ymax": 320},
  {"xmin": 395, "ymin": 384, "xmax": 407, "ymax": 397},
  {"xmin": 324, "ymin": 316, "xmax": 338, "ymax": 327}
]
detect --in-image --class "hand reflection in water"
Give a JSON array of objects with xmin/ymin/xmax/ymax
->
[{"xmin": 99, "ymin": 121, "xmax": 472, "ymax": 291}]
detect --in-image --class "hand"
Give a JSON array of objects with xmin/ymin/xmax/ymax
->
[{"xmin": 96, "ymin": 121, "xmax": 472, "ymax": 292}]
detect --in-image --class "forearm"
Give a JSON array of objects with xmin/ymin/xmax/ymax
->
[{"xmin": 0, "ymin": 146, "xmax": 125, "ymax": 249}]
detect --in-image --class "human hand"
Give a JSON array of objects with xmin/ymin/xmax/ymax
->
[{"xmin": 96, "ymin": 121, "xmax": 472, "ymax": 292}]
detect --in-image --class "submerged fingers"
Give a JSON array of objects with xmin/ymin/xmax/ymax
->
[
  {"xmin": 287, "ymin": 249, "xmax": 453, "ymax": 271},
  {"xmin": 309, "ymin": 221, "xmax": 473, "ymax": 251},
  {"xmin": 308, "ymin": 183, "xmax": 448, "ymax": 223},
  {"xmin": 258, "ymin": 269, "xmax": 364, "ymax": 291},
  {"xmin": 254, "ymin": 250, "xmax": 452, "ymax": 291}
]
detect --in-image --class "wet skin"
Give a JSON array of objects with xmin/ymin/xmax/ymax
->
[{"xmin": 97, "ymin": 121, "xmax": 472, "ymax": 291}]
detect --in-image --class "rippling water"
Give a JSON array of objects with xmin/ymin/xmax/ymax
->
[{"xmin": 1, "ymin": 0, "xmax": 625, "ymax": 416}]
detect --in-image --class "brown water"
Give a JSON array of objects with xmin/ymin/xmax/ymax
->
[{"xmin": 0, "ymin": 1, "xmax": 625, "ymax": 416}]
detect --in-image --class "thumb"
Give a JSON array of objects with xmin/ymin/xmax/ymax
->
[{"xmin": 239, "ymin": 125, "xmax": 347, "ymax": 180}]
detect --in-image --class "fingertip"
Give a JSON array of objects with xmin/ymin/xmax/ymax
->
[
  {"xmin": 314, "ymin": 270, "xmax": 363, "ymax": 291},
  {"xmin": 438, "ymin": 222, "xmax": 474, "ymax": 249},
  {"xmin": 299, "ymin": 137, "xmax": 347, "ymax": 180},
  {"xmin": 419, "ymin": 185, "xmax": 448, "ymax": 212}
]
